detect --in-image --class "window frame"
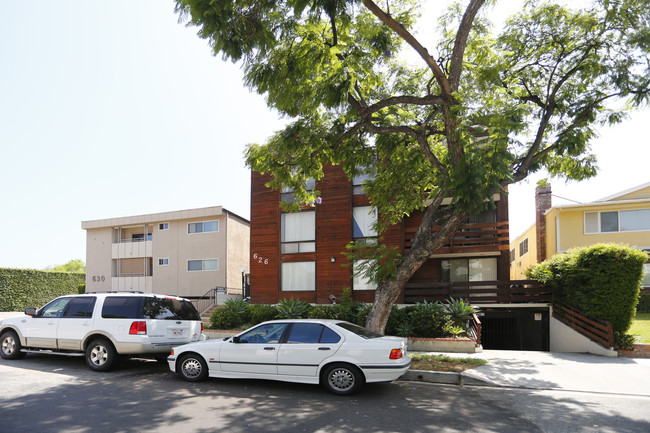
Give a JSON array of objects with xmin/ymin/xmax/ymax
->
[
  {"xmin": 281, "ymin": 261, "xmax": 316, "ymax": 291},
  {"xmin": 188, "ymin": 220, "xmax": 219, "ymax": 234},
  {"xmin": 584, "ymin": 209, "xmax": 650, "ymax": 234},
  {"xmin": 519, "ymin": 238, "xmax": 529, "ymax": 257},
  {"xmin": 281, "ymin": 211, "xmax": 316, "ymax": 254},
  {"xmin": 158, "ymin": 222, "xmax": 169, "ymax": 231},
  {"xmin": 158, "ymin": 258, "xmax": 169, "ymax": 266},
  {"xmin": 187, "ymin": 259, "xmax": 219, "ymax": 272}
]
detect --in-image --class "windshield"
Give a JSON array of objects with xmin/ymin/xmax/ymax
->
[
  {"xmin": 335, "ymin": 322, "xmax": 383, "ymax": 339},
  {"xmin": 143, "ymin": 297, "xmax": 200, "ymax": 321}
]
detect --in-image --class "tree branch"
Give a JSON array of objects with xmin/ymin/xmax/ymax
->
[{"xmin": 449, "ymin": 0, "xmax": 487, "ymax": 90}]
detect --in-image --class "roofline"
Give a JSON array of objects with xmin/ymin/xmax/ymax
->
[
  {"xmin": 545, "ymin": 197, "xmax": 650, "ymax": 213},
  {"xmin": 81, "ymin": 206, "xmax": 250, "ymax": 230},
  {"xmin": 596, "ymin": 181, "xmax": 650, "ymax": 202}
]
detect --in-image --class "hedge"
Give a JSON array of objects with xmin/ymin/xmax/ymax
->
[
  {"xmin": 0, "ymin": 268, "xmax": 85, "ymax": 311},
  {"xmin": 528, "ymin": 243, "xmax": 647, "ymax": 333}
]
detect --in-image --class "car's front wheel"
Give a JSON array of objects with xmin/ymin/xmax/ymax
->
[
  {"xmin": 322, "ymin": 363, "xmax": 364, "ymax": 395},
  {"xmin": 85, "ymin": 338, "xmax": 117, "ymax": 372},
  {"xmin": 0, "ymin": 330, "xmax": 26, "ymax": 360},
  {"xmin": 177, "ymin": 353, "xmax": 208, "ymax": 382}
]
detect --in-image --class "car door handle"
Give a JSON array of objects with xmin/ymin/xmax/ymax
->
[
  {"xmin": 318, "ymin": 347, "xmax": 331, "ymax": 351},
  {"xmin": 264, "ymin": 347, "xmax": 276, "ymax": 350}
]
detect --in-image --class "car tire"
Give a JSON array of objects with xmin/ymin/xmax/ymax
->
[
  {"xmin": 85, "ymin": 338, "xmax": 117, "ymax": 372},
  {"xmin": 0, "ymin": 330, "xmax": 26, "ymax": 360},
  {"xmin": 322, "ymin": 363, "xmax": 364, "ymax": 395},
  {"xmin": 178, "ymin": 353, "xmax": 208, "ymax": 382}
]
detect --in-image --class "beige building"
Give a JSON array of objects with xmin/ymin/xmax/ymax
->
[
  {"xmin": 511, "ymin": 182, "xmax": 650, "ymax": 283},
  {"xmin": 82, "ymin": 206, "xmax": 250, "ymax": 298}
]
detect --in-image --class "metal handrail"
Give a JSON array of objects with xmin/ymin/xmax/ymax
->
[{"xmin": 193, "ymin": 288, "xmax": 218, "ymax": 315}]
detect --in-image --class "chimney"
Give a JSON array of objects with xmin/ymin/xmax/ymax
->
[{"xmin": 535, "ymin": 184, "xmax": 552, "ymax": 263}]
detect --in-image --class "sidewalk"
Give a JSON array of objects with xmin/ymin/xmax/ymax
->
[{"xmin": 403, "ymin": 350, "xmax": 650, "ymax": 396}]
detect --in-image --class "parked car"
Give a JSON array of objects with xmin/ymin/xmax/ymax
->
[
  {"xmin": 168, "ymin": 319, "xmax": 411, "ymax": 395},
  {"xmin": 0, "ymin": 292, "xmax": 204, "ymax": 371}
]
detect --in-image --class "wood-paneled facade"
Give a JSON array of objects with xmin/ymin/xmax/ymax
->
[{"xmin": 250, "ymin": 164, "xmax": 511, "ymax": 304}]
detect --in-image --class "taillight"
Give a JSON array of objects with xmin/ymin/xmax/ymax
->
[
  {"xmin": 201, "ymin": 323, "xmax": 204, "ymax": 333},
  {"xmin": 170, "ymin": 349, "xmax": 175, "ymax": 356},
  {"xmin": 389, "ymin": 349, "xmax": 403, "ymax": 360},
  {"xmin": 129, "ymin": 321, "xmax": 147, "ymax": 335}
]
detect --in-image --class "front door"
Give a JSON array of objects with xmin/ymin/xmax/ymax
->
[
  {"xmin": 219, "ymin": 323, "xmax": 288, "ymax": 374},
  {"xmin": 23, "ymin": 297, "xmax": 72, "ymax": 349}
]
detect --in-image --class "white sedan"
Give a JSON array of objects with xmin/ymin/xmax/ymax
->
[{"xmin": 168, "ymin": 319, "xmax": 411, "ymax": 395}]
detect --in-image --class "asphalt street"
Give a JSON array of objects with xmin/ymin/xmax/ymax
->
[{"xmin": 1, "ymin": 354, "xmax": 649, "ymax": 433}]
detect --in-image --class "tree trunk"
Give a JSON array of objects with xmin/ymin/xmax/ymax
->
[{"xmin": 365, "ymin": 208, "xmax": 470, "ymax": 333}]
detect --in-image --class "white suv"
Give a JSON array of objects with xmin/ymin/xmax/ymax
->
[{"xmin": 0, "ymin": 292, "xmax": 204, "ymax": 371}]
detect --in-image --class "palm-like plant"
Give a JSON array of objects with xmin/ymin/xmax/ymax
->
[{"xmin": 276, "ymin": 297, "xmax": 312, "ymax": 319}]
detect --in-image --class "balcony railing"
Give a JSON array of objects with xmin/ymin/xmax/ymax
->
[
  {"xmin": 403, "ymin": 280, "xmax": 552, "ymax": 304},
  {"xmin": 404, "ymin": 221, "xmax": 510, "ymax": 254}
]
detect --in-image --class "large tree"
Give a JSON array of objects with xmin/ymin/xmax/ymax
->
[{"xmin": 175, "ymin": 0, "xmax": 650, "ymax": 332}]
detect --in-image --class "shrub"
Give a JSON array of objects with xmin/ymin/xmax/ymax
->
[
  {"xmin": 223, "ymin": 298, "xmax": 250, "ymax": 324},
  {"xmin": 529, "ymin": 244, "xmax": 647, "ymax": 333},
  {"xmin": 637, "ymin": 293, "xmax": 650, "ymax": 313},
  {"xmin": 354, "ymin": 303, "xmax": 372, "ymax": 326},
  {"xmin": 615, "ymin": 332, "xmax": 637, "ymax": 351},
  {"xmin": 444, "ymin": 297, "xmax": 478, "ymax": 328},
  {"xmin": 308, "ymin": 305, "xmax": 340, "ymax": 320},
  {"xmin": 409, "ymin": 301, "xmax": 455, "ymax": 338},
  {"xmin": 276, "ymin": 297, "xmax": 312, "ymax": 319},
  {"xmin": 0, "ymin": 268, "xmax": 84, "ymax": 311},
  {"xmin": 210, "ymin": 308, "xmax": 241, "ymax": 330},
  {"xmin": 248, "ymin": 304, "xmax": 278, "ymax": 325},
  {"xmin": 385, "ymin": 306, "xmax": 413, "ymax": 336}
]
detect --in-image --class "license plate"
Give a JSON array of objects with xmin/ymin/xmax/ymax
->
[{"xmin": 172, "ymin": 329, "xmax": 183, "ymax": 336}]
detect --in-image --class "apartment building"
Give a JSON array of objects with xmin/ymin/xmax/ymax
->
[
  {"xmin": 249, "ymin": 164, "xmax": 511, "ymax": 305},
  {"xmin": 82, "ymin": 206, "xmax": 250, "ymax": 298}
]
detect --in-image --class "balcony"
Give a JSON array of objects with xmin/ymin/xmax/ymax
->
[
  {"xmin": 112, "ymin": 238, "xmax": 153, "ymax": 259},
  {"xmin": 404, "ymin": 221, "xmax": 510, "ymax": 255},
  {"xmin": 403, "ymin": 280, "xmax": 552, "ymax": 304},
  {"xmin": 112, "ymin": 276, "xmax": 153, "ymax": 292}
]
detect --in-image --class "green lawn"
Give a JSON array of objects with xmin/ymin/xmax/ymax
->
[{"xmin": 630, "ymin": 313, "xmax": 650, "ymax": 343}]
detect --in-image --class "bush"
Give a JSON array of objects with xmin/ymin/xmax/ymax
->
[
  {"xmin": 248, "ymin": 304, "xmax": 278, "ymax": 325},
  {"xmin": 0, "ymin": 268, "xmax": 84, "ymax": 311},
  {"xmin": 223, "ymin": 298, "xmax": 250, "ymax": 324},
  {"xmin": 276, "ymin": 297, "xmax": 312, "ymax": 319},
  {"xmin": 210, "ymin": 308, "xmax": 241, "ymax": 330},
  {"xmin": 445, "ymin": 297, "xmax": 478, "ymax": 328},
  {"xmin": 385, "ymin": 306, "xmax": 412, "ymax": 336},
  {"xmin": 308, "ymin": 305, "xmax": 340, "ymax": 320},
  {"xmin": 529, "ymin": 243, "xmax": 647, "ymax": 333},
  {"xmin": 638, "ymin": 293, "xmax": 650, "ymax": 313},
  {"xmin": 409, "ymin": 301, "xmax": 455, "ymax": 338}
]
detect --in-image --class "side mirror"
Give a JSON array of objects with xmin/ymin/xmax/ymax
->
[
  {"xmin": 24, "ymin": 308, "xmax": 37, "ymax": 317},
  {"xmin": 232, "ymin": 336, "xmax": 240, "ymax": 343}
]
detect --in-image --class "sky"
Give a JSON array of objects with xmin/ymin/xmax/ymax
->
[{"xmin": 1, "ymin": 0, "xmax": 649, "ymax": 270}]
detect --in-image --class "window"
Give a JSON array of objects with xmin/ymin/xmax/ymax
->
[
  {"xmin": 239, "ymin": 323, "xmax": 288, "ymax": 344},
  {"xmin": 352, "ymin": 169, "xmax": 374, "ymax": 195},
  {"xmin": 158, "ymin": 258, "xmax": 169, "ymax": 266},
  {"xmin": 188, "ymin": 220, "xmax": 219, "ymax": 234},
  {"xmin": 585, "ymin": 209, "xmax": 650, "ymax": 234},
  {"xmin": 510, "ymin": 248, "xmax": 515, "ymax": 263},
  {"xmin": 519, "ymin": 238, "xmax": 529, "ymax": 257},
  {"xmin": 441, "ymin": 258, "xmax": 497, "ymax": 282},
  {"xmin": 281, "ymin": 178, "xmax": 316, "ymax": 203},
  {"xmin": 281, "ymin": 261, "xmax": 315, "ymax": 291},
  {"xmin": 353, "ymin": 260, "xmax": 377, "ymax": 291},
  {"xmin": 187, "ymin": 259, "xmax": 219, "ymax": 271},
  {"xmin": 142, "ymin": 297, "xmax": 200, "ymax": 321},
  {"xmin": 37, "ymin": 297, "xmax": 72, "ymax": 318},
  {"xmin": 281, "ymin": 211, "xmax": 315, "ymax": 254},
  {"xmin": 353, "ymin": 206, "xmax": 377, "ymax": 239},
  {"xmin": 64, "ymin": 297, "xmax": 96, "ymax": 318},
  {"xmin": 102, "ymin": 297, "xmax": 142, "ymax": 319},
  {"xmin": 467, "ymin": 208, "xmax": 497, "ymax": 224},
  {"xmin": 158, "ymin": 223, "xmax": 169, "ymax": 230},
  {"xmin": 131, "ymin": 233, "xmax": 152, "ymax": 242}
]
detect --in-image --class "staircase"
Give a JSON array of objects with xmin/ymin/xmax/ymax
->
[{"xmin": 200, "ymin": 305, "xmax": 221, "ymax": 328}]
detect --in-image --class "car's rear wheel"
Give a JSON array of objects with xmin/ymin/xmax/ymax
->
[
  {"xmin": 85, "ymin": 338, "xmax": 117, "ymax": 372},
  {"xmin": 178, "ymin": 353, "xmax": 208, "ymax": 382},
  {"xmin": 322, "ymin": 363, "xmax": 364, "ymax": 395},
  {"xmin": 0, "ymin": 330, "xmax": 26, "ymax": 360}
]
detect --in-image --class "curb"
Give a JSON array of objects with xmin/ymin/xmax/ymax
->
[{"xmin": 399, "ymin": 369, "xmax": 494, "ymax": 387}]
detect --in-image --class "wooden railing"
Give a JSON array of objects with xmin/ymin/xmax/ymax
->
[
  {"xmin": 468, "ymin": 313, "xmax": 482, "ymax": 346},
  {"xmin": 403, "ymin": 280, "xmax": 552, "ymax": 304},
  {"xmin": 552, "ymin": 303, "xmax": 615, "ymax": 349},
  {"xmin": 404, "ymin": 221, "xmax": 510, "ymax": 254}
]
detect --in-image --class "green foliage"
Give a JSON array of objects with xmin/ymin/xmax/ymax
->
[
  {"xmin": 409, "ymin": 301, "xmax": 456, "ymax": 338},
  {"xmin": 223, "ymin": 298, "xmax": 251, "ymax": 324},
  {"xmin": 444, "ymin": 297, "xmax": 478, "ymax": 328},
  {"xmin": 276, "ymin": 297, "xmax": 312, "ymax": 319},
  {"xmin": 248, "ymin": 304, "xmax": 279, "ymax": 325},
  {"xmin": 210, "ymin": 308, "xmax": 242, "ymax": 330},
  {"xmin": 529, "ymin": 244, "xmax": 647, "ymax": 333},
  {"xmin": 385, "ymin": 306, "xmax": 413, "ymax": 336},
  {"xmin": 637, "ymin": 293, "xmax": 650, "ymax": 314},
  {"xmin": 0, "ymin": 268, "xmax": 85, "ymax": 311},
  {"xmin": 308, "ymin": 305, "xmax": 341, "ymax": 320},
  {"xmin": 614, "ymin": 332, "xmax": 637, "ymax": 351},
  {"xmin": 50, "ymin": 259, "xmax": 85, "ymax": 273}
]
